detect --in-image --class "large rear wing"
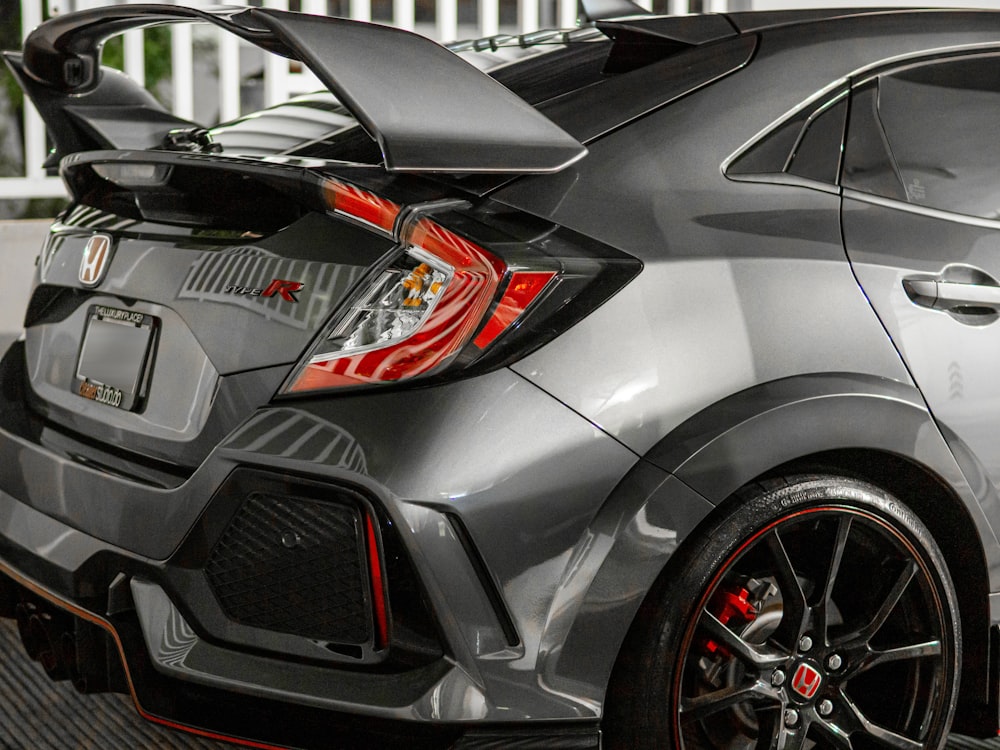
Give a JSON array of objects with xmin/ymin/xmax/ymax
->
[{"xmin": 3, "ymin": 4, "xmax": 587, "ymax": 174}]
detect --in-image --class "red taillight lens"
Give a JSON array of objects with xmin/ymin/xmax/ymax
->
[
  {"xmin": 284, "ymin": 190, "xmax": 525, "ymax": 393},
  {"xmin": 282, "ymin": 179, "xmax": 565, "ymax": 395},
  {"xmin": 322, "ymin": 179, "xmax": 399, "ymax": 232},
  {"xmin": 473, "ymin": 270, "xmax": 557, "ymax": 349}
]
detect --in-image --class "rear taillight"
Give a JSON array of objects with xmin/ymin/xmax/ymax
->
[{"xmin": 282, "ymin": 180, "xmax": 557, "ymax": 394}]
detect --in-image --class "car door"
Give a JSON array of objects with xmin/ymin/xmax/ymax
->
[{"xmin": 842, "ymin": 51, "xmax": 1000, "ymax": 492}]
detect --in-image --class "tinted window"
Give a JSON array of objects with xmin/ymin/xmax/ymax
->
[
  {"xmin": 728, "ymin": 109, "xmax": 811, "ymax": 175},
  {"xmin": 727, "ymin": 90, "xmax": 847, "ymax": 184},
  {"xmin": 864, "ymin": 55, "xmax": 1000, "ymax": 219},
  {"xmin": 787, "ymin": 95, "xmax": 847, "ymax": 184},
  {"xmin": 842, "ymin": 82, "xmax": 906, "ymax": 201}
]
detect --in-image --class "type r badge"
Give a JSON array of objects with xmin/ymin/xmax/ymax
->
[
  {"xmin": 79, "ymin": 234, "xmax": 114, "ymax": 287},
  {"xmin": 223, "ymin": 278, "xmax": 305, "ymax": 302}
]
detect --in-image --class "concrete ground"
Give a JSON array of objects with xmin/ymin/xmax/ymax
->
[{"xmin": 0, "ymin": 620, "xmax": 226, "ymax": 749}]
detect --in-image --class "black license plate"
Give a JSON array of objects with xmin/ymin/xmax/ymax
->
[{"xmin": 74, "ymin": 305, "xmax": 158, "ymax": 412}]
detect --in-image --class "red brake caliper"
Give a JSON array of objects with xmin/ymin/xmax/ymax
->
[{"xmin": 703, "ymin": 586, "xmax": 758, "ymax": 657}]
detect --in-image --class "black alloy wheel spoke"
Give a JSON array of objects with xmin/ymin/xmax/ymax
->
[
  {"xmin": 700, "ymin": 611, "xmax": 787, "ymax": 668},
  {"xmin": 679, "ymin": 680, "xmax": 780, "ymax": 721},
  {"xmin": 814, "ymin": 516, "xmax": 852, "ymax": 641},
  {"xmin": 855, "ymin": 561, "xmax": 918, "ymax": 645},
  {"xmin": 775, "ymin": 718, "xmax": 812, "ymax": 750},
  {"xmin": 854, "ymin": 639, "xmax": 943, "ymax": 677},
  {"xmin": 812, "ymin": 714, "xmax": 855, "ymax": 750},
  {"xmin": 765, "ymin": 529, "xmax": 808, "ymax": 646},
  {"xmin": 834, "ymin": 692, "xmax": 924, "ymax": 750}
]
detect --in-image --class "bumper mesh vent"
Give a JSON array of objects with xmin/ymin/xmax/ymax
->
[{"xmin": 205, "ymin": 492, "xmax": 372, "ymax": 645}]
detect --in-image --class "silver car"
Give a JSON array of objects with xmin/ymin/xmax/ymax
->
[{"xmin": 3, "ymin": 4, "xmax": 1000, "ymax": 749}]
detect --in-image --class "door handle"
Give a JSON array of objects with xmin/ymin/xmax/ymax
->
[{"xmin": 903, "ymin": 278, "xmax": 1000, "ymax": 310}]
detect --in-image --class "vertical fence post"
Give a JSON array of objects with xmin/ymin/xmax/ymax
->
[
  {"xmin": 437, "ymin": 0, "xmax": 458, "ymax": 42},
  {"xmin": 667, "ymin": 0, "xmax": 690, "ymax": 12},
  {"xmin": 217, "ymin": 29, "xmax": 241, "ymax": 122},
  {"xmin": 263, "ymin": 0, "xmax": 290, "ymax": 107},
  {"xmin": 124, "ymin": 29, "xmax": 145, "ymax": 86},
  {"xmin": 518, "ymin": 0, "xmax": 539, "ymax": 32},
  {"xmin": 479, "ymin": 0, "xmax": 500, "ymax": 37},
  {"xmin": 351, "ymin": 0, "xmax": 373, "ymax": 23},
  {"xmin": 393, "ymin": 0, "xmax": 416, "ymax": 32},
  {"xmin": 21, "ymin": 0, "xmax": 46, "ymax": 179},
  {"xmin": 122, "ymin": 0, "xmax": 145, "ymax": 87},
  {"xmin": 171, "ymin": 23, "xmax": 195, "ymax": 120},
  {"xmin": 301, "ymin": 0, "xmax": 328, "ymax": 16},
  {"xmin": 558, "ymin": 0, "xmax": 577, "ymax": 30}
]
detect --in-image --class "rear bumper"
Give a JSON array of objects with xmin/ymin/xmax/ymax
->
[
  {"xmin": 0, "ymin": 549, "xmax": 600, "ymax": 749},
  {"xmin": 0, "ymin": 342, "xmax": 636, "ymax": 746}
]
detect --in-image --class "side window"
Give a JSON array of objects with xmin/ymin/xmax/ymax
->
[
  {"xmin": 727, "ymin": 90, "xmax": 847, "ymax": 186},
  {"xmin": 842, "ymin": 82, "xmax": 907, "ymax": 201},
  {"xmin": 845, "ymin": 55, "xmax": 1000, "ymax": 219}
]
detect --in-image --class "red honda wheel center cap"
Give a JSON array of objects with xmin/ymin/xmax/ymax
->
[{"xmin": 791, "ymin": 662, "xmax": 823, "ymax": 700}]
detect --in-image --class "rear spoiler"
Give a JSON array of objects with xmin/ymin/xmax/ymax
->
[{"xmin": 3, "ymin": 4, "xmax": 586, "ymax": 174}]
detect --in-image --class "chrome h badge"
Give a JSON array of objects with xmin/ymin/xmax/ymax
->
[{"xmin": 79, "ymin": 234, "xmax": 114, "ymax": 287}]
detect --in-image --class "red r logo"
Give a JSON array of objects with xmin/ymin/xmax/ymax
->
[{"xmin": 261, "ymin": 279, "xmax": 304, "ymax": 302}]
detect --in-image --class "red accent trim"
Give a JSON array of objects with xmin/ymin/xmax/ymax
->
[
  {"xmin": 473, "ymin": 270, "xmax": 556, "ymax": 349},
  {"xmin": 322, "ymin": 179, "xmax": 399, "ymax": 233},
  {"xmin": 0, "ymin": 562, "xmax": 292, "ymax": 750},
  {"xmin": 365, "ymin": 514, "xmax": 389, "ymax": 650}
]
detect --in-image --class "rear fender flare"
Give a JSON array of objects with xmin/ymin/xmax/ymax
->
[{"xmin": 540, "ymin": 373, "xmax": 1000, "ymax": 711}]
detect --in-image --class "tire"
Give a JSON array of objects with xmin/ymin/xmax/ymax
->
[{"xmin": 604, "ymin": 475, "xmax": 962, "ymax": 750}]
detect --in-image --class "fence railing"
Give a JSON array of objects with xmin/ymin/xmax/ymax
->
[{"xmin": 4, "ymin": 0, "xmax": 1000, "ymax": 206}]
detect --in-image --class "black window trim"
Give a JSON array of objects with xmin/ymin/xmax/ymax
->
[{"xmin": 723, "ymin": 41, "xmax": 1000, "ymax": 200}]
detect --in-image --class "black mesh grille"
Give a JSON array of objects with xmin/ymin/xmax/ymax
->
[{"xmin": 205, "ymin": 492, "xmax": 372, "ymax": 645}]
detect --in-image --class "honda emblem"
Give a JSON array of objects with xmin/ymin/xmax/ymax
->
[
  {"xmin": 79, "ymin": 234, "xmax": 114, "ymax": 287},
  {"xmin": 791, "ymin": 663, "xmax": 822, "ymax": 700}
]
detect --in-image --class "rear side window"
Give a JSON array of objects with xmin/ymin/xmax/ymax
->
[
  {"xmin": 844, "ymin": 54, "xmax": 1000, "ymax": 219},
  {"xmin": 727, "ymin": 89, "xmax": 847, "ymax": 186}
]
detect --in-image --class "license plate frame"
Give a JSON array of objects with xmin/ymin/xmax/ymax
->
[{"xmin": 74, "ymin": 305, "xmax": 158, "ymax": 412}]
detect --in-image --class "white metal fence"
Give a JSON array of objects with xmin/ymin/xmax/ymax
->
[{"xmin": 4, "ymin": 0, "xmax": 1000, "ymax": 206}]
